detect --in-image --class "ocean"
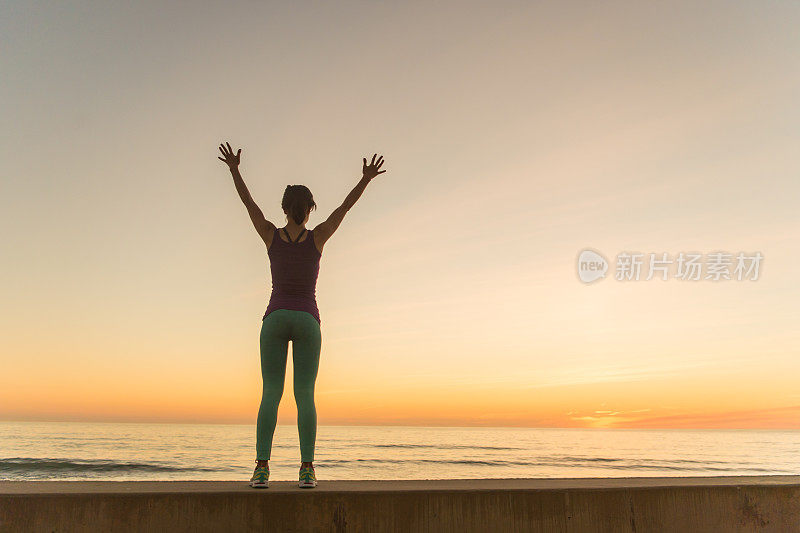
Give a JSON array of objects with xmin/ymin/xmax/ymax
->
[{"xmin": 1, "ymin": 422, "xmax": 798, "ymax": 482}]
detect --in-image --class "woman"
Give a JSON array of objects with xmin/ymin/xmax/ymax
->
[{"xmin": 217, "ymin": 142, "xmax": 386, "ymax": 489}]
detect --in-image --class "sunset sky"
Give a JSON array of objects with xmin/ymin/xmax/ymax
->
[{"xmin": 2, "ymin": 1, "xmax": 799, "ymax": 429}]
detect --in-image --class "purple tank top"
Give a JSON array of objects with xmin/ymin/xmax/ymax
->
[{"xmin": 263, "ymin": 227, "xmax": 322, "ymax": 325}]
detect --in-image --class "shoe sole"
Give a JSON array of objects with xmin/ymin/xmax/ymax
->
[
  {"xmin": 298, "ymin": 481, "xmax": 317, "ymax": 488},
  {"xmin": 249, "ymin": 482, "xmax": 269, "ymax": 488}
]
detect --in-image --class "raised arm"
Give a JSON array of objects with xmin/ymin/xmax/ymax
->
[
  {"xmin": 313, "ymin": 154, "xmax": 386, "ymax": 250},
  {"xmin": 218, "ymin": 142, "xmax": 276, "ymax": 248}
]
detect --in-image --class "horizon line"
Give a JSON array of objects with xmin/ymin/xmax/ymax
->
[{"xmin": 2, "ymin": 418, "xmax": 799, "ymax": 431}]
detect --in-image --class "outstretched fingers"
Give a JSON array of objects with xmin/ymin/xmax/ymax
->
[
  {"xmin": 365, "ymin": 154, "xmax": 384, "ymax": 168},
  {"xmin": 361, "ymin": 153, "xmax": 386, "ymax": 178},
  {"xmin": 218, "ymin": 142, "xmax": 241, "ymax": 166}
]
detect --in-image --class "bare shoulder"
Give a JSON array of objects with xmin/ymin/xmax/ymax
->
[
  {"xmin": 312, "ymin": 205, "xmax": 347, "ymax": 248},
  {"xmin": 311, "ymin": 226, "xmax": 326, "ymax": 254},
  {"xmin": 263, "ymin": 219, "xmax": 278, "ymax": 250}
]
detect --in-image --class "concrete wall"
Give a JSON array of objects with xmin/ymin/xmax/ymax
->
[{"xmin": 1, "ymin": 476, "xmax": 799, "ymax": 532}]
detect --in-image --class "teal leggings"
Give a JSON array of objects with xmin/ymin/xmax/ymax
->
[{"xmin": 256, "ymin": 309, "xmax": 322, "ymax": 462}]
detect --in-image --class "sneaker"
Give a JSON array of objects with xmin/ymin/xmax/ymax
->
[
  {"xmin": 250, "ymin": 461, "xmax": 269, "ymax": 488},
  {"xmin": 298, "ymin": 464, "xmax": 317, "ymax": 488}
]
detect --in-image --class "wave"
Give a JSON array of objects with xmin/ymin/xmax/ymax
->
[
  {"xmin": 317, "ymin": 457, "xmax": 772, "ymax": 472},
  {"xmin": 372, "ymin": 444, "xmax": 520, "ymax": 450},
  {"xmin": 0, "ymin": 458, "xmax": 220, "ymax": 475}
]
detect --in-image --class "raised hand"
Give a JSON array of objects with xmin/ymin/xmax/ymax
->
[
  {"xmin": 218, "ymin": 142, "xmax": 241, "ymax": 169},
  {"xmin": 362, "ymin": 154, "xmax": 386, "ymax": 180}
]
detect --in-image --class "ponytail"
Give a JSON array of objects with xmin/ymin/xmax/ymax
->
[{"xmin": 281, "ymin": 185, "xmax": 316, "ymax": 225}]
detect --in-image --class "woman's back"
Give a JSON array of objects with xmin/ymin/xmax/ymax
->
[
  {"xmin": 263, "ymin": 227, "xmax": 322, "ymax": 324},
  {"xmin": 217, "ymin": 142, "xmax": 385, "ymax": 486}
]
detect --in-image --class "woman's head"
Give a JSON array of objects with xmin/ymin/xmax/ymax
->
[{"xmin": 282, "ymin": 185, "xmax": 317, "ymax": 225}]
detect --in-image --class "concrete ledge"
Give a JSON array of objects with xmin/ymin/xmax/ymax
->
[{"xmin": 2, "ymin": 476, "xmax": 799, "ymax": 532}]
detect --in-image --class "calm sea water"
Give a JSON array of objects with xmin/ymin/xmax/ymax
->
[{"xmin": 1, "ymin": 422, "xmax": 798, "ymax": 482}]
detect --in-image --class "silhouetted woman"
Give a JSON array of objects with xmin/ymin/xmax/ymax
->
[{"xmin": 217, "ymin": 142, "xmax": 386, "ymax": 489}]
